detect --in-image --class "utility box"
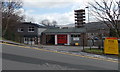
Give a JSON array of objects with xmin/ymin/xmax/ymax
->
[{"xmin": 104, "ymin": 37, "xmax": 119, "ymax": 55}]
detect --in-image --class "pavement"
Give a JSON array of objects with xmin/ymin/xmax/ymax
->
[{"xmin": 0, "ymin": 40, "xmax": 119, "ymax": 61}]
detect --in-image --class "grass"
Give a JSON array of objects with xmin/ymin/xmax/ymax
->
[
  {"xmin": 0, "ymin": 37, "xmax": 2, "ymax": 40},
  {"xmin": 83, "ymin": 48, "xmax": 120, "ymax": 57},
  {"xmin": 82, "ymin": 48, "xmax": 104, "ymax": 55}
]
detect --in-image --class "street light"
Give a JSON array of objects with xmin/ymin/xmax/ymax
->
[
  {"xmin": 85, "ymin": 6, "xmax": 89, "ymax": 23},
  {"xmin": 82, "ymin": 32, "xmax": 85, "ymax": 51},
  {"xmin": 85, "ymin": 6, "xmax": 92, "ymax": 50},
  {"xmin": 101, "ymin": 28, "xmax": 105, "ymax": 52}
]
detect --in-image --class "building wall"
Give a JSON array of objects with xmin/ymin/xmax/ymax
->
[
  {"xmin": 15, "ymin": 23, "xmax": 46, "ymax": 45},
  {"xmin": 42, "ymin": 33, "xmax": 87, "ymax": 46},
  {"xmin": 22, "ymin": 36, "xmax": 40, "ymax": 45},
  {"xmin": 41, "ymin": 33, "xmax": 46, "ymax": 45},
  {"xmin": 69, "ymin": 33, "xmax": 87, "ymax": 46},
  {"xmin": 70, "ymin": 34, "xmax": 81, "ymax": 45},
  {"xmin": 16, "ymin": 24, "xmax": 39, "ymax": 36},
  {"xmin": 38, "ymin": 28, "xmax": 46, "ymax": 35}
]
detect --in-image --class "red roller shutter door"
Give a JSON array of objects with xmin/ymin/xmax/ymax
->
[{"xmin": 57, "ymin": 35, "xmax": 67, "ymax": 44}]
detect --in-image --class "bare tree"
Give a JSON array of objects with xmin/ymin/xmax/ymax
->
[
  {"xmin": 52, "ymin": 20, "xmax": 57, "ymax": 27},
  {"xmin": 2, "ymin": 0, "xmax": 23, "ymax": 37},
  {"xmin": 26, "ymin": 16, "xmax": 35, "ymax": 22},
  {"xmin": 40, "ymin": 19, "xmax": 51, "ymax": 26},
  {"xmin": 40, "ymin": 19, "xmax": 58, "ymax": 27},
  {"xmin": 89, "ymin": 0, "xmax": 120, "ymax": 37}
]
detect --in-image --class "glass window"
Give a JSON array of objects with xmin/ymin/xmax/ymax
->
[
  {"xmin": 71, "ymin": 35, "xmax": 73, "ymax": 37},
  {"xmin": 78, "ymin": 35, "xmax": 80, "ymax": 37},
  {"xmin": 71, "ymin": 34, "xmax": 80, "ymax": 37},
  {"xmin": 74, "ymin": 35, "xmax": 77, "ymax": 37},
  {"xmin": 18, "ymin": 27, "xmax": 24, "ymax": 32},
  {"xmin": 28, "ymin": 27, "xmax": 34, "ymax": 32}
]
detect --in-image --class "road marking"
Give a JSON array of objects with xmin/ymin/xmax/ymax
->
[{"xmin": 1, "ymin": 43, "xmax": 119, "ymax": 63}]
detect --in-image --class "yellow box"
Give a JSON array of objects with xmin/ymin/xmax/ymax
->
[{"xmin": 104, "ymin": 37, "xmax": 119, "ymax": 55}]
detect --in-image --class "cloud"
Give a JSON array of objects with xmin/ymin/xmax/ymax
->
[
  {"xmin": 23, "ymin": 0, "xmax": 105, "ymax": 25},
  {"xmin": 23, "ymin": 0, "xmax": 89, "ymax": 8},
  {"xmin": 23, "ymin": 0, "xmax": 96, "ymax": 25},
  {"xmin": 24, "ymin": 9, "xmax": 75, "ymax": 25},
  {"xmin": 23, "ymin": 0, "xmax": 83, "ymax": 25}
]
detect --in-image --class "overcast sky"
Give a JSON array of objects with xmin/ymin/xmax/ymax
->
[
  {"xmin": 20, "ymin": 0, "xmax": 118, "ymax": 25},
  {"xmin": 21, "ymin": 0, "xmax": 91, "ymax": 25}
]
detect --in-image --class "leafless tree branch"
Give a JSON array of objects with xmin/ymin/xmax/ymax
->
[{"xmin": 89, "ymin": 0, "xmax": 120, "ymax": 37}]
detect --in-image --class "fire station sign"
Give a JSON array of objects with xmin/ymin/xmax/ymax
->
[
  {"xmin": 104, "ymin": 37, "xmax": 119, "ymax": 55},
  {"xmin": 73, "ymin": 37, "xmax": 79, "ymax": 41}
]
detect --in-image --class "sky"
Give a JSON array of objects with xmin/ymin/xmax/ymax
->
[
  {"xmin": 2, "ymin": 0, "xmax": 119, "ymax": 25},
  {"xmin": 21, "ymin": 0, "xmax": 94, "ymax": 25},
  {"xmin": 18, "ymin": 0, "xmax": 119, "ymax": 25}
]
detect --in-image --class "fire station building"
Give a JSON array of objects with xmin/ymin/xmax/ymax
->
[{"xmin": 41, "ymin": 28, "xmax": 87, "ymax": 46}]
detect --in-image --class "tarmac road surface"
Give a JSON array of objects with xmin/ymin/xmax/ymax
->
[{"xmin": 1, "ymin": 43, "xmax": 118, "ymax": 70}]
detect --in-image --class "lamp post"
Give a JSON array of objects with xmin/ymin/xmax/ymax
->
[
  {"xmin": 118, "ymin": 1, "xmax": 120, "ymax": 14},
  {"xmin": 82, "ymin": 33, "xmax": 85, "ymax": 51},
  {"xmin": 85, "ymin": 6, "xmax": 89, "ymax": 23},
  {"xmin": 99, "ymin": 28, "xmax": 105, "ymax": 51},
  {"xmin": 85, "ymin": 6, "xmax": 92, "ymax": 49},
  {"xmin": 101, "ymin": 28, "xmax": 105, "ymax": 52}
]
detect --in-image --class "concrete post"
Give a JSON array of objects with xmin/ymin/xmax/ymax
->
[
  {"xmin": 67, "ymin": 34, "xmax": 70, "ymax": 45},
  {"xmin": 55, "ymin": 35, "xmax": 57, "ymax": 45}
]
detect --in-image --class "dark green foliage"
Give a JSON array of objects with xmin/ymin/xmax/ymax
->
[
  {"xmin": 2, "ymin": 0, "xmax": 24, "ymax": 41},
  {"xmin": 4, "ymin": 29, "xmax": 21, "ymax": 42},
  {"xmin": 109, "ymin": 28, "xmax": 120, "ymax": 37}
]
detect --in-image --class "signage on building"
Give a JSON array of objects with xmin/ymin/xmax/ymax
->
[
  {"xmin": 73, "ymin": 37, "xmax": 79, "ymax": 41},
  {"xmin": 104, "ymin": 37, "xmax": 119, "ymax": 55}
]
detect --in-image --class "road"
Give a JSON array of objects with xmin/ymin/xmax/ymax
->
[{"xmin": 1, "ymin": 43, "xmax": 118, "ymax": 70}]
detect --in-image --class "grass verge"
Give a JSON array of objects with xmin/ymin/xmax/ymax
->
[
  {"xmin": 0, "ymin": 37, "xmax": 2, "ymax": 40},
  {"xmin": 82, "ymin": 48, "xmax": 104, "ymax": 55},
  {"xmin": 82, "ymin": 48, "xmax": 120, "ymax": 57}
]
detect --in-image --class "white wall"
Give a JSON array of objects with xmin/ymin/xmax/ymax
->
[{"xmin": 38, "ymin": 28, "xmax": 46, "ymax": 35}]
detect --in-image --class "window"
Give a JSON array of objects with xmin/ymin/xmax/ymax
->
[
  {"xmin": 71, "ymin": 35, "xmax": 81, "ymax": 37},
  {"xmin": 78, "ymin": 35, "xmax": 80, "ymax": 37},
  {"xmin": 30, "ymin": 38, "xmax": 33, "ymax": 41},
  {"xmin": 18, "ymin": 27, "xmax": 24, "ymax": 32},
  {"xmin": 28, "ymin": 27, "xmax": 34, "ymax": 32},
  {"xmin": 71, "ymin": 35, "xmax": 74, "ymax": 37},
  {"xmin": 24, "ymin": 37, "xmax": 28, "ymax": 41}
]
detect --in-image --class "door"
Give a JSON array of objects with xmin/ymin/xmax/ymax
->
[{"xmin": 57, "ymin": 35, "xmax": 67, "ymax": 44}]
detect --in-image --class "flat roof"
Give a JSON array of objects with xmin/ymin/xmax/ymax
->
[{"xmin": 43, "ymin": 27, "xmax": 86, "ymax": 34}]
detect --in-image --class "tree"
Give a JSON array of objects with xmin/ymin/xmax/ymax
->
[
  {"xmin": 52, "ymin": 20, "xmax": 57, "ymax": 27},
  {"xmin": 89, "ymin": 0, "xmax": 120, "ymax": 37},
  {"xmin": 25, "ymin": 16, "xmax": 35, "ymax": 22},
  {"xmin": 40, "ymin": 19, "xmax": 51, "ymax": 26},
  {"xmin": 40, "ymin": 19, "xmax": 57, "ymax": 27},
  {"xmin": 2, "ymin": 0, "xmax": 24, "ymax": 37}
]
